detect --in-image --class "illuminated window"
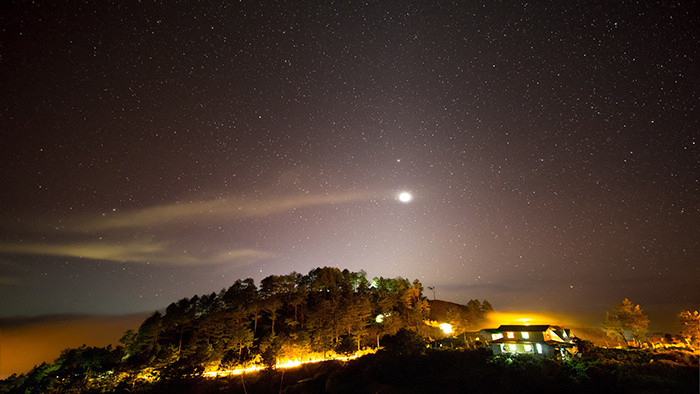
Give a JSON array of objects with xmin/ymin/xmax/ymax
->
[
  {"xmin": 509, "ymin": 344, "xmax": 517, "ymax": 352},
  {"xmin": 507, "ymin": 332, "xmax": 514, "ymax": 338},
  {"xmin": 524, "ymin": 344, "xmax": 532, "ymax": 352},
  {"xmin": 536, "ymin": 343, "xmax": 543, "ymax": 354},
  {"xmin": 492, "ymin": 333, "xmax": 503, "ymax": 340},
  {"xmin": 522, "ymin": 332, "xmax": 529, "ymax": 339}
]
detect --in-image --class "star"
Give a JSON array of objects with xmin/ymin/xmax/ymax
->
[{"xmin": 398, "ymin": 192, "xmax": 413, "ymax": 203}]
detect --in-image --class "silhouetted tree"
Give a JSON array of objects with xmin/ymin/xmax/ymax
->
[
  {"xmin": 262, "ymin": 297, "xmax": 284, "ymax": 335},
  {"xmin": 382, "ymin": 328, "xmax": 427, "ymax": 356}
]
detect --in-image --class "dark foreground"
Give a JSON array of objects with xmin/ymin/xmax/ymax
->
[
  {"xmin": 2, "ymin": 348, "xmax": 698, "ymax": 393},
  {"xmin": 151, "ymin": 349, "xmax": 700, "ymax": 394}
]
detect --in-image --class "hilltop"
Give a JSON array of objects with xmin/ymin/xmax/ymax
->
[
  {"xmin": 0, "ymin": 268, "xmax": 456, "ymax": 391},
  {"xmin": 2, "ymin": 267, "xmax": 697, "ymax": 393}
]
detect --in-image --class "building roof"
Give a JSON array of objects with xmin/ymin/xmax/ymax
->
[{"xmin": 496, "ymin": 325, "xmax": 553, "ymax": 332}]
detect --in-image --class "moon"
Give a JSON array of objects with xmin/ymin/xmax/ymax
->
[{"xmin": 398, "ymin": 191, "xmax": 413, "ymax": 203}]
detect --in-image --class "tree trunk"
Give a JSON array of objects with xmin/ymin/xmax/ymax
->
[
  {"xmin": 617, "ymin": 331, "xmax": 627, "ymax": 347},
  {"xmin": 177, "ymin": 326, "xmax": 184, "ymax": 360}
]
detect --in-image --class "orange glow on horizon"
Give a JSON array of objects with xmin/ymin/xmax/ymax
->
[
  {"xmin": 485, "ymin": 311, "xmax": 580, "ymax": 328},
  {"xmin": 0, "ymin": 314, "xmax": 145, "ymax": 378}
]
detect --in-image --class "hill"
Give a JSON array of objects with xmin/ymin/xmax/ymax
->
[
  {"xmin": 0, "ymin": 268, "xmax": 439, "ymax": 391},
  {"xmin": 1, "ymin": 267, "xmax": 698, "ymax": 393},
  {"xmin": 427, "ymin": 298, "xmax": 492, "ymax": 331}
]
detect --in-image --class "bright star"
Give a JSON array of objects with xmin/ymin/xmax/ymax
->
[{"xmin": 398, "ymin": 192, "xmax": 412, "ymax": 203}]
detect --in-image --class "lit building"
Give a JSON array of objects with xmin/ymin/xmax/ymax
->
[{"xmin": 478, "ymin": 325, "xmax": 577, "ymax": 357}]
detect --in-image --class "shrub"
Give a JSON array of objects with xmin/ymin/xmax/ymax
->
[{"xmin": 381, "ymin": 328, "xmax": 427, "ymax": 356}]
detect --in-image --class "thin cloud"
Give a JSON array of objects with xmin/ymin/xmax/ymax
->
[
  {"xmin": 208, "ymin": 249, "xmax": 276, "ymax": 265},
  {"xmin": 0, "ymin": 189, "xmax": 377, "ymax": 266},
  {"xmin": 0, "ymin": 276, "xmax": 20, "ymax": 286},
  {"xmin": 70, "ymin": 191, "xmax": 374, "ymax": 232},
  {"xmin": 0, "ymin": 241, "xmax": 273, "ymax": 266}
]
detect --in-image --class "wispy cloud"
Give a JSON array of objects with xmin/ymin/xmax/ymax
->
[
  {"xmin": 0, "ymin": 189, "xmax": 378, "ymax": 266},
  {"xmin": 69, "ymin": 191, "xmax": 373, "ymax": 232},
  {"xmin": 0, "ymin": 241, "xmax": 162, "ymax": 262},
  {"xmin": 0, "ymin": 276, "xmax": 20, "ymax": 286},
  {"xmin": 0, "ymin": 241, "xmax": 273, "ymax": 266}
]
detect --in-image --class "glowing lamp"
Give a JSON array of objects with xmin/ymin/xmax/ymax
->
[{"xmin": 439, "ymin": 323, "xmax": 453, "ymax": 335}]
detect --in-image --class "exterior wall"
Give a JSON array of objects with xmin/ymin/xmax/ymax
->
[
  {"xmin": 491, "ymin": 344, "xmax": 503, "ymax": 355},
  {"xmin": 501, "ymin": 330, "xmax": 545, "ymax": 342},
  {"xmin": 541, "ymin": 344, "xmax": 557, "ymax": 356},
  {"xmin": 491, "ymin": 342, "xmax": 556, "ymax": 356},
  {"xmin": 531, "ymin": 332, "xmax": 545, "ymax": 342}
]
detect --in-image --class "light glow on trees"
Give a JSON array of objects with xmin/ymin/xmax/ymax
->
[
  {"xmin": 202, "ymin": 349, "xmax": 377, "ymax": 378},
  {"xmin": 376, "ymin": 312, "xmax": 391, "ymax": 323}
]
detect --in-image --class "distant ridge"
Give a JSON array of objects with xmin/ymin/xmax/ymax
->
[
  {"xmin": 427, "ymin": 299, "xmax": 469, "ymax": 322},
  {"xmin": 0, "ymin": 312, "xmax": 150, "ymax": 329}
]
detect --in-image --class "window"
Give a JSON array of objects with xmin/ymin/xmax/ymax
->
[
  {"xmin": 536, "ymin": 343, "xmax": 543, "ymax": 354},
  {"xmin": 492, "ymin": 333, "xmax": 503, "ymax": 340},
  {"xmin": 521, "ymin": 332, "xmax": 529, "ymax": 339},
  {"xmin": 509, "ymin": 344, "xmax": 517, "ymax": 352},
  {"xmin": 524, "ymin": 344, "xmax": 532, "ymax": 352},
  {"xmin": 507, "ymin": 332, "xmax": 515, "ymax": 338}
]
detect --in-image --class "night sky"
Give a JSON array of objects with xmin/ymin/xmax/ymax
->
[{"xmin": 1, "ymin": 1, "xmax": 697, "ymax": 331}]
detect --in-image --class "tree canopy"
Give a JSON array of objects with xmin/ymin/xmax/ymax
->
[
  {"xmin": 602, "ymin": 299, "xmax": 649, "ymax": 346},
  {"xmin": 678, "ymin": 310, "xmax": 699, "ymax": 348}
]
